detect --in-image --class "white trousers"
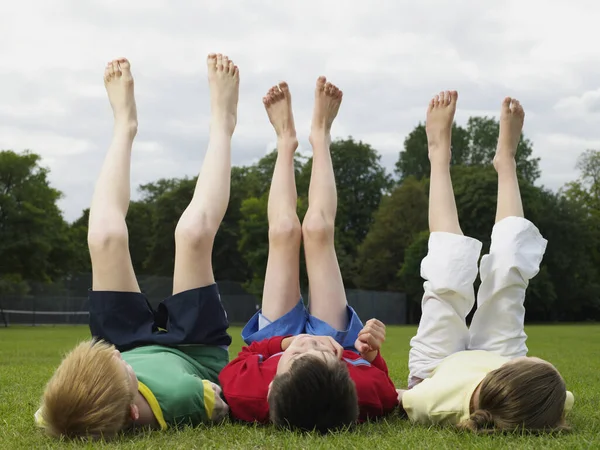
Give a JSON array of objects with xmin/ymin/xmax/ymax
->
[{"xmin": 408, "ymin": 216, "xmax": 548, "ymax": 387}]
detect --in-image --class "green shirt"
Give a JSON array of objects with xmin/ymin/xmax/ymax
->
[{"xmin": 122, "ymin": 345, "xmax": 228, "ymax": 429}]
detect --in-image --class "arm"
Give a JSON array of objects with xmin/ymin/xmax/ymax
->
[
  {"xmin": 352, "ymin": 365, "xmax": 399, "ymax": 421},
  {"xmin": 354, "ymin": 319, "xmax": 386, "ymax": 364},
  {"xmin": 241, "ymin": 336, "xmax": 289, "ymax": 358},
  {"xmin": 218, "ymin": 336, "xmax": 288, "ymax": 423}
]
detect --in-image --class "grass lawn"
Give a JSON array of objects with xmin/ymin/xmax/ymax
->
[{"xmin": 1, "ymin": 324, "xmax": 599, "ymax": 449}]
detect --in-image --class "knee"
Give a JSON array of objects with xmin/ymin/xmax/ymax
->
[
  {"xmin": 302, "ymin": 213, "xmax": 334, "ymax": 243},
  {"xmin": 87, "ymin": 219, "xmax": 129, "ymax": 253},
  {"xmin": 174, "ymin": 215, "xmax": 217, "ymax": 249},
  {"xmin": 269, "ymin": 216, "xmax": 301, "ymax": 246}
]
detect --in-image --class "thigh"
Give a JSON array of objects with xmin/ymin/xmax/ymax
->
[
  {"xmin": 303, "ymin": 242, "xmax": 347, "ymax": 330},
  {"xmin": 155, "ymin": 284, "xmax": 232, "ymax": 348},
  {"xmin": 241, "ymin": 299, "xmax": 307, "ymax": 344},
  {"xmin": 306, "ymin": 306, "xmax": 363, "ymax": 350},
  {"xmin": 88, "ymin": 291, "xmax": 155, "ymax": 351},
  {"xmin": 172, "ymin": 235, "xmax": 215, "ymax": 296},
  {"xmin": 408, "ymin": 232, "xmax": 482, "ymax": 382},
  {"xmin": 469, "ymin": 217, "xmax": 547, "ymax": 357},
  {"xmin": 89, "ymin": 222, "xmax": 140, "ymax": 293},
  {"xmin": 261, "ymin": 233, "xmax": 302, "ymax": 323}
]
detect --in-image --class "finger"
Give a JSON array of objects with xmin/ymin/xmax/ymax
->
[{"xmin": 329, "ymin": 337, "xmax": 344, "ymax": 358}]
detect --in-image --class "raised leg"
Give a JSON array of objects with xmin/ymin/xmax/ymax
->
[
  {"xmin": 172, "ymin": 54, "xmax": 239, "ymax": 294},
  {"xmin": 260, "ymin": 83, "xmax": 302, "ymax": 321},
  {"xmin": 469, "ymin": 98, "xmax": 546, "ymax": 358},
  {"xmin": 88, "ymin": 58, "xmax": 139, "ymax": 292},
  {"xmin": 408, "ymin": 91, "xmax": 481, "ymax": 386},
  {"xmin": 302, "ymin": 77, "xmax": 347, "ymax": 331}
]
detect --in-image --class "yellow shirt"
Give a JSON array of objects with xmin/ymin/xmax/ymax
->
[{"xmin": 402, "ymin": 350, "xmax": 574, "ymax": 426}]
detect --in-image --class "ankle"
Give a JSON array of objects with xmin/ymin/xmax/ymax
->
[
  {"xmin": 277, "ymin": 135, "xmax": 298, "ymax": 150},
  {"xmin": 113, "ymin": 121, "xmax": 138, "ymax": 138},
  {"xmin": 493, "ymin": 155, "xmax": 516, "ymax": 172},
  {"xmin": 309, "ymin": 130, "xmax": 331, "ymax": 147}
]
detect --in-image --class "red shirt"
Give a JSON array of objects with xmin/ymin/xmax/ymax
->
[{"xmin": 219, "ymin": 336, "xmax": 399, "ymax": 423}]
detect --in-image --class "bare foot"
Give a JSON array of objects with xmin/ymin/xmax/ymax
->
[
  {"xmin": 207, "ymin": 53, "xmax": 239, "ymax": 136},
  {"xmin": 309, "ymin": 76, "xmax": 342, "ymax": 145},
  {"xmin": 263, "ymin": 82, "xmax": 298, "ymax": 149},
  {"xmin": 426, "ymin": 90, "xmax": 458, "ymax": 165},
  {"xmin": 494, "ymin": 97, "xmax": 524, "ymax": 171},
  {"xmin": 104, "ymin": 58, "xmax": 137, "ymax": 134}
]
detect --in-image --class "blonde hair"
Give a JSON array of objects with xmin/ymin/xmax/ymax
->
[
  {"xmin": 40, "ymin": 340, "xmax": 134, "ymax": 439},
  {"xmin": 458, "ymin": 359, "xmax": 569, "ymax": 434}
]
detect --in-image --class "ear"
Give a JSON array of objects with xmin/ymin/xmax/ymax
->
[{"xmin": 130, "ymin": 403, "xmax": 140, "ymax": 421}]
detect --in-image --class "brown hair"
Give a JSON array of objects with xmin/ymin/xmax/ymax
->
[
  {"xmin": 268, "ymin": 355, "xmax": 359, "ymax": 433},
  {"xmin": 40, "ymin": 340, "xmax": 134, "ymax": 439},
  {"xmin": 458, "ymin": 359, "xmax": 569, "ymax": 434}
]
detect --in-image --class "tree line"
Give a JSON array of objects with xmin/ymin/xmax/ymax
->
[{"xmin": 1, "ymin": 115, "xmax": 599, "ymax": 322}]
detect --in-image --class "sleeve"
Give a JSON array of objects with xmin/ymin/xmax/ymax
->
[
  {"xmin": 369, "ymin": 351, "xmax": 389, "ymax": 374},
  {"xmin": 408, "ymin": 232, "xmax": 482, "ymax": 385},
  {"xmin": 469, "ymin": 217, "xmax": 547, "ymax": 358},
  {"xmin": 353, "ymin": 365, "xmax": 399, "ymax": 421},
  {"xmin": 217, "ymin": 337, "xmax": 285, "ymax": 423},
  {"xmin": 401, "ymin": 380, "xmax": 435, "ymax": 424},
  {"xmin": 240, "ymin": 336, "xmax": 287, "ymax": 358}
]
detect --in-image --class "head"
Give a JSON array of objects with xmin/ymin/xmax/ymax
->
[
  {"xmin": 40, "ymin": 340, "xmax": 138, "ymax": 439},
  {"xmin": 268, "ymin": 335, "xmax": 359, "ymax": 433},
  {"xmin": 459, "ymin": 357, "xmax": 569, "ymax": 434}
]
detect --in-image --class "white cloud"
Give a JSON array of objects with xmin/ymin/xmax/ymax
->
[{"xmin": 1, "ymin": 0, "xmax": 599, "ymax": 221}]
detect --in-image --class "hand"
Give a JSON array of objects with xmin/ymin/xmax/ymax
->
[
  {"xmin": 354, "ymin": 319, "xmax": 386, "ymax": 361},
  {"xmin": 311, "ymin": 335, "xmax": 344, "ymax": 358},
  {"xmin": 396, "ymin": 388, "xmax": 406, "ymax": 406},
  {"xmin": 209, "ymin": 382, "xmax": 229, "ymax": 423}
]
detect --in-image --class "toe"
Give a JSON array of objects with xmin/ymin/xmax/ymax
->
[
  {"xmin": 316, "ymin": 76, "xmax": 327, "ymax": 90},
  {"xmin": 444, "ymin": 91, "xmax": 451, "ymax": 106},
  {"xmin": 112, "ymin": 61, "xmax": 121, "ymax": 77},
  {"xmin": 104, "ymin": 65, "xmax": 112, "ymax": 82},
  {"xmin": 118, "ymin": 58, "xmax": 130, "ymax": 71},
  {"xmin": 216, "ymin": 54, "xmax": 224, "ymax": 71},
  {"xmin": 502, "ymin": 97, "xmax": 512, "ymax": 111},
  {"xmin": 108, "ymin": 61, "xmax": 115, "ymax": 78},
  {"xmin": 207, "ymin": 53, "xmax": 217, "ymax": 69},
  {"xmin": 450, "ymin": 91, "xmax": 458, "ymax": 104},
  {"xmin": 428, "ymin": 98, "xmax": 435, "ymax": 112},
  {"xmin": 233, "ymin": 65, "xmax": 239, "ymax": 78},
  {"xmin": 279, "ymin": 81, "xmax": 289, "ymax": 95},
  {"xmin": 434, "ymin": 95, "xmax": 440, "ymax": 107},
  {"xmin": 228, "ymin": 60, "xmax": 235, "ymax": 74},
  {"xmin": 223, "ymin": 56, "xmax": 230, "ymax": 73}
]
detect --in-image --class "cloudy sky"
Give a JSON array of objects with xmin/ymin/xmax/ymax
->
[{"xmin": 1, "ymin": 0, "xmax": 599, "ymax": 221}]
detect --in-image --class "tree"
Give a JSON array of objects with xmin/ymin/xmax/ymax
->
[
  {"xmin": 354, "ymin": 177, "xmax": 428, "ymax": 291},
  {"xmin": 300, "ymin": 138, "xmax": 392, "ymax": 286},
  {"xmin": 0, "ymin": 150, "xmax": 73, "ymax": 283},
  {"xmin": 397, "ymin": 230, "xmax": 430, "ymax": 323},
  {"xmin": 396, "ymin": 117, "xmax": 541, "ymax": 184}
]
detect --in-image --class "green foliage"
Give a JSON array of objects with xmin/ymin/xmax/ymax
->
[
  {"xmin": 396, "ymin": 117, "xmax": 541, "ymax": 184},
  {"xmin": 354, "ymin": 177, "xmax": 427, "ymax": 291},
  {"xmin": 0, "ymin": 150, "xmax": 72, "ymax": 282}
]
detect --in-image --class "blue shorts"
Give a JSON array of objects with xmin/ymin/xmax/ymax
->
[
  {"xmin": 241, "ymin": 299, "xmax": 364, "ymax": 350},
  {"xmin": 88, "ymin": 284, "xmax": 232, "ymax": 352}
]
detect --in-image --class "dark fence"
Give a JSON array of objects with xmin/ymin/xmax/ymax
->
[{"xmin": 0, "ymin": 275, "xmax": 407, "ymax": 327}]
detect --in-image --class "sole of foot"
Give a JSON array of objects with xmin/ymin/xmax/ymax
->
[
  {"xmin": 426, "ymin": 90, "xmax": 458, "ymax": 164},
  {"xmin": 207, "ymin": 53, "xmax": 240, "ymax": 136},
  {"xmin": 309, "ymin": 76, "xmax": 343, "ymax": 146},
  {"xmin": 104, "ymin": 57, "xmax": 138, "ymax": 134}
]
